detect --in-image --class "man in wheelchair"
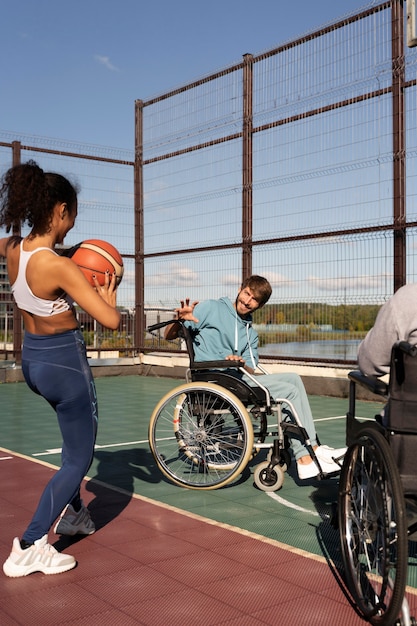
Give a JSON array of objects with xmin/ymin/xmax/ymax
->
[{"xmin": 164, "ymin": 274, "xmax": 346, "ymax": 480}]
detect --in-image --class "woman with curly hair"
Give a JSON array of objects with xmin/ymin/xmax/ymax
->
[{"xmin": 0, "ymin": 160, "xmax": 120, "ymax": 577}]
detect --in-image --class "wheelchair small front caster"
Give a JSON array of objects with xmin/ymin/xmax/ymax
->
[{"xmin": 253, "ymin": 461, "xmax": 285, "ymax": 492}]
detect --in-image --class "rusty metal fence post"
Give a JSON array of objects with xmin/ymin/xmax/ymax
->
[
  {"xmin": 134, "ymin": 99, "xmax": 145, "ymax": 350},
  {"xmin": 392, "ymin": 0, "xmax": 407, "ymax": 292},
  {"xmin": 242, "ymin": 53, "xmax": 254, "ymax": 282},
  {"xmin": 11, "ymin": 141, "xmax": 22, "ymax": 362}
]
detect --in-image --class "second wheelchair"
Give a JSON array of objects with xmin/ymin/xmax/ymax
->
[{"xmin": 338, "ymin": 341, "xmax": 417, "ymax": 626}]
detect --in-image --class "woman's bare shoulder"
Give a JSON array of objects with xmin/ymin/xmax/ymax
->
[{"xmin": 0, "ymin": 235, "xmax": 21, "ymax": 256}]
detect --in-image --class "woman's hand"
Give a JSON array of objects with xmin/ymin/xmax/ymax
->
[{"xmin": 92, "ymin": 270, "xmax": 117, "ymax": 308}]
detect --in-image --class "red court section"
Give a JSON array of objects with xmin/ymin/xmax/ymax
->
[{"xmin": 1, "ymin": 450, "xmax": 415, "ymax": 625}]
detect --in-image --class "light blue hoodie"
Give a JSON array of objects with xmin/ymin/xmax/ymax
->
[
  {"xmin": 185, "ymin": 297, "xmax": 320, "ymax": 458},
  {"xmin": 185, "ymin": 296, "xmax": 259, "ymax": 369}
]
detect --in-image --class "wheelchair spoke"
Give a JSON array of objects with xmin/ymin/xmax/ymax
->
[
  {"xmin": 149, "ymin": 382, "xmax": 254, "ymax": 489},
  {"xmin": 339, "ymin": 428, "xmax": 408, "ymax": 625}
]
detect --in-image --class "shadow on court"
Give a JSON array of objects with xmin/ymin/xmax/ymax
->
[{"xmin": 54, "ymin": 447, "xmax": 160, "ymax": 551}]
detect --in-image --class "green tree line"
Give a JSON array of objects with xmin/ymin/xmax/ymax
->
[{"xmin": 253, "ymin": 302, "xmax": 381, "ymax": 332}]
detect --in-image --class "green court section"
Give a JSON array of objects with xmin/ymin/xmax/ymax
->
[
  {"xmin": 1, "ymin": 375, "xmax": 388, "ymax": 561},
  {"xmin": 3, "ymin": 373, "xmax": 417, "ymax": 607}
]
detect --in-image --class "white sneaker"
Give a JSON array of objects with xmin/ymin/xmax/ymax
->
[
  {"xmin": 315, "ymin": 445, "xmax": 346, "ymax": 464},
  {"xmin": 297, "ymin": 446, "xmax": 346, "ymax": 481},
  {"xmin": 3, "ymin": 535, "xmax": 76, "ymax": 578},
  {"xmin": 54, "ymin": 502, "xmax": 95, "ymax": 536}
]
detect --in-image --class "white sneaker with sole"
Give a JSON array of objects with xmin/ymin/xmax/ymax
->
[
  {"xmin": 54, "ymin": 502, "xmax": 95, "ymax": 536},
  {"xmin": 315, "ymin": 445, "xmax": 346, "ymax": 465},
  {"xmin": 3, "ymin": 535, "xmax": 76, "ymax": 577},
  {"xmin": 297, "ymin": 445, "xmax": 346, "ymax": 480}
]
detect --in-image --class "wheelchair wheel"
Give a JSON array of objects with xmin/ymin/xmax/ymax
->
[
  {"xmin": 253, "ymin": 461, "xmax": 285, "ymax": 492},
  {"xmin": 148, "ymin": 382, "xmax": 254, "ymax": 490},
  {"xmin": 338, "ymin": 427, "xmax": 408, "ymax": 625}
]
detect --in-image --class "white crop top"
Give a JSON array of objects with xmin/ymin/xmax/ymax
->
[{"xmin": 11, "ymin": 241, "xmax": 73, "ymax": 317}]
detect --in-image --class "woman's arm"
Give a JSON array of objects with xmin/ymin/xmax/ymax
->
[{"xmin": 48, "ymin": 255, "xmax": 121, "ymax": 330}]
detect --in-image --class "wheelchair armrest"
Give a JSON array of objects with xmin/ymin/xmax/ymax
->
[
  {"xmin": 348, "ymin": 370, "xmax": 388, "ymax": 397},
  {"xmin": 147, "ymin": 320, "xmax": 175, "ymax": 332},
  {"xmin": 396, "ymin": 340, "xmax": 417, "ymax": 357},
  {"xmin": 192, "ymin": 360, "xmax": 242, "ymax": 371}
]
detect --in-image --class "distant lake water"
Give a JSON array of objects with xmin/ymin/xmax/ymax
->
[{"xmin": 259, "ymin": 339, "xmax": 361, "ymax": 361}]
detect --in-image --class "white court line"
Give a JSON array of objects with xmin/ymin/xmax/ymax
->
[
  {"xmin": 33, "ymin": 439, "xmax": 149, "ymax": 457},
  {"xmin": 266, "ymin": 491, "xmax": 322, "ymax": 517},
  {"xmin": 0, "ymin": 456, "xmax": 13, "ymax": 460},
  {"xmin": 314, "ymin": 415, "xmax": 374, "ymax": 423},
  {"xmin": 265, "ymin": 412, "xmax": 365, "ymax": 518},
  {"xmin": 314, "ymin": 415, "xmax": 346, "ymax": 422},
  {"xmin": 95, "ymin": 440, "xmax": 149, "ymax": 449},
  {"xmin": 32, "ymin": 416, "xmax": 373, "ymax": 457}
]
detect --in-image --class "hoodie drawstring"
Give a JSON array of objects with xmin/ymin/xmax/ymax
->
[{"xmin": 234, "ymin": 309, "xmax": 256, "ymax": 370}]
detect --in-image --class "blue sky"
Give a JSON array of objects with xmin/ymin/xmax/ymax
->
[{"xmin": 1, "ymin": 0, "xmax": 374, "ymax": 150}]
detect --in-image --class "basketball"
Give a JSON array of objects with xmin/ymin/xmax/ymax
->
[{"xmin": 69, "ymin": 239, "xmax": 124, "ymax": 287}]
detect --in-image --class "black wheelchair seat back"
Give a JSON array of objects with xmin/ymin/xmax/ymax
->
[
  {"xmin": 385, "ymin": 342, "xmax": 417, "ymax": 495},
  {"xmin": 191, "ymin": 369, "xmax": 267, "ymax": 406},
  {"xmin": 386, "ymin": 342, "xmax": 417, "ymax": 433},
  {"xmin": 179, "ymin": 323, "xmax": 269, "ymax": 408}
]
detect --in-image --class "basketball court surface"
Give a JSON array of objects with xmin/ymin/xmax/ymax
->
[{"xmin": 1, "ymin": 374, "xmax": 417, "ymax": 624}]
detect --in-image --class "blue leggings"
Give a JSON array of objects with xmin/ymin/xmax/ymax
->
[{"xmin": 21, "ymin": 329, "xmax": 97, "ymax": 544}]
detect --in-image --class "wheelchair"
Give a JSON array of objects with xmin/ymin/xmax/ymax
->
[
  {"xmin": 338, "ymin": 341, "xmax": 417, "ymax": 626},
  {"xmin": 147, "ymin": 319, "xmax": 338, "ymax": 491}
]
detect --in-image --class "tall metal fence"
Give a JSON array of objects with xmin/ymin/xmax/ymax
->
[
  {"xmin": 1, "ymin": 0, "xmax": 417, "ymax": 364},
  {"xmin": 0, "ymin": 137, "xmax": 135, "ymax": 359},
  {"xmin": 136, "ymin": 0, "xmax": 417, "ymax": 362}
]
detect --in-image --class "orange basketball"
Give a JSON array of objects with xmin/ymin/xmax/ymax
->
[{"xmin": 69, "ymin": 239, "xmax": 124, "ymax": 286}]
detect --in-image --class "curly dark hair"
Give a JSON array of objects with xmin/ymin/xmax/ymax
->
[{"xmin": 0, "ymin": 160, "xmax": 79, "ymax": 235}]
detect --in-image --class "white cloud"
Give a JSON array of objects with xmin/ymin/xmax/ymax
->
[
  {"xmin": 94, "ymin": 55, "xmax": 119, "ymax": 72},
  {"xmin": 221, "ymin": 272, "xmax": 291, "ymax": 289},
  {"xmin": 221, "ymin": 273, "xmax": 241, "ymax": 287},
  {"xmin": 264, "ymin": 272, "xmax": 293, "ymax": 288},
  {"xmin": 147, "ymin": 262, "xmax": 199, "ymax": 286},
  {"xmin": 307, "ymin": 274, "xmax": 391, "ymax": 291}
]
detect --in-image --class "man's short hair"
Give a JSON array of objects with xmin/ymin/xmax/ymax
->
[{"xmin": 241, "ymin": 275, "xmax": 272, "ymax": 307}]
